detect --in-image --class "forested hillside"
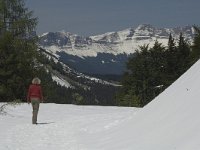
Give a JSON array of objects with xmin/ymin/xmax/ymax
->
[
  {"xmin": 0, "ymin": 0, "xmax": 118, "ymax": 105},
  {"xmin": 117, "ymin": 28, "xmax": 200, "ymax": 107}
]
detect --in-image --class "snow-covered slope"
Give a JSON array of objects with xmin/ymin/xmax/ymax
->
[{"xmin": 1, "ymin": 59, "xmax": 200, "ymax": 150}]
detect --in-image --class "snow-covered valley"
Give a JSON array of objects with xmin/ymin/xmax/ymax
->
[{"xmin": 1, "ymin": 59, "xmax": 200, "ymax": 150}]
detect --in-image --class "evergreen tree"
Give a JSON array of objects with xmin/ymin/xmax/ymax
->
[
  {"xmin": 118, "ymin": 45, "xmax": 155, "ymax": 107},
  {"xmin": 165, "ymin": 33, "xmax": 179, "ymax": 85},
  {"xmin": 190, "ymin": 26, "xmax": 200, "ymax": 64},
  {"xmin": 0, "ymin": 0, "xmax": 37, "ymax": 101},
  {"xmin": 149, "ymin": 40, "xmax": 167, "ymax": 92},
  {"xmin": 117, "ymin": 32, "xmax": 195, "ymax": 107},
  {"xmin": 177, "ymin": 32, "xmax": 191, "ymax": 74}
]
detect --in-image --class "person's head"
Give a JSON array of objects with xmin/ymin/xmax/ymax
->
[{"xmin": 32, "ymin": 77, "xmax": 41, "ymax": 85}]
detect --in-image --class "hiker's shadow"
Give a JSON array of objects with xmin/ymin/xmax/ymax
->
[{"xmin": 37, "ymin": 122, "xmax": 55, "ymax": 125}]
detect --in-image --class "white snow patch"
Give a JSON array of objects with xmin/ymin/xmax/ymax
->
[
  {"xmin": 52, "ymin": 75, "xmax": 71, "ymax": 88},
  {"xmin": 40, "ymin": 32, "xmax": 49, "ymax": 37}
]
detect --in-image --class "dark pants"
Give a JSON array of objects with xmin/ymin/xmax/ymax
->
[{"xmin": 31, "ymin": 98, "xmax": 40, "ymax": 124}]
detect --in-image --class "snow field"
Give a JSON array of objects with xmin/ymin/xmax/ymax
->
[{"xmin": 0, "ymin": 104, "xmax": 137, "ymax": 150}]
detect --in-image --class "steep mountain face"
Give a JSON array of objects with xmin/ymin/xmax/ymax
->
[
  {"xmin": 40, "ymin": 47, "xmax": 121, "ymax": 105},
  {"xmin": 40, "ymin": 48, "xmax": 121, "ymax": 87},
  {"xmin": 39, "ymin": 24, "xmax": 195, "ymax": 75}
]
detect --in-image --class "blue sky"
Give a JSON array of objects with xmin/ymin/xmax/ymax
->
[{"xmin": 26, "ymin": 0, "xmax": 200, "ymax": 36}]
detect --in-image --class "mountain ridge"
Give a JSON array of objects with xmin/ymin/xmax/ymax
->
[
  {"xmin": 39, "ymin": 24, "xmax": 194, "ymax": 57},
  {"xmin": 39, "ymin": 24, "xmax": 195, "ymax": 75}
]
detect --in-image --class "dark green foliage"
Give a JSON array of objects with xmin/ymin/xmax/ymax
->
[
  {"xmin": 118, "ymin": 43, "xmax": 166, "ymax": 107},
  {"xmin": 164, "ymin": 33, "xmax": 191, "ymax": 84},
  {"xmin": 176, "ymin": 33, "xmax": 191, "ymax": 74},
  {"xmin": 165, "ymin": 33, "xmax": 179, "ymax": 84},
  {"xmin": 118, "ymin": 33, "xmax": 193, "ymax": 107},
  {"xmin": 0, "ymin": 0, "xmax": 74, "ymax": 104},
  {"xmin": 190, "ymin": 26, "xmax": 200, "ymax": 64},
  {"xmin": 0, "ymin": 0, "xmax": 37, "ymax": 101},
  {"xmin": 72, "ymin": 93, "xmax": 85, "ymax": 105},
  {"xmin": 0, "ymin": 0, "xmax": 71, "ymax": 103}
]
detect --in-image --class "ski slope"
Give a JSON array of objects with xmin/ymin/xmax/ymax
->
[{"xmin": 1, "ymin": 59, "xmax": 200, "ymax": 150}]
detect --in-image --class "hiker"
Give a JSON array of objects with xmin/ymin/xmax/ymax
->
[{"xmin": 27, "ymin": 77, "xmax": 44, "ymax": 124}]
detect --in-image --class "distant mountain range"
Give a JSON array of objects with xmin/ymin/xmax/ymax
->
[{"xmin": 39, "ymin": 24, "xmax": 195, "ymax": 75}]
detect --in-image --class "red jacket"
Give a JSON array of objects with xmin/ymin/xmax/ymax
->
[{"xmin": 27, "ymin": 84, "xmax": 43, "ymax": 102}]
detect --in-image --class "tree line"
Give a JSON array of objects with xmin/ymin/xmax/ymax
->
[
  {"xmin": 0, "ymin": 0, "xmax": 79, "ymax": 103},
  {"xmin": 0, "ymin": 0, "xmax": 38, "ymax": 101},
  {"xmin": 117, "ymin": 27, "xmax": 200, "ymax": 107}
]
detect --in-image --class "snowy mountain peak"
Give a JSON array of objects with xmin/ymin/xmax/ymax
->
[
  {"xmin": 39, "ymin": 31, "xmax": 92, "ymax": 48},
  {"xmin": 39, "ymin": 24, "xmax": 195, "ymax": 58},
  {"xmin": 134, "ymin": 24, "xmax": 155, "ymax": 36}
]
